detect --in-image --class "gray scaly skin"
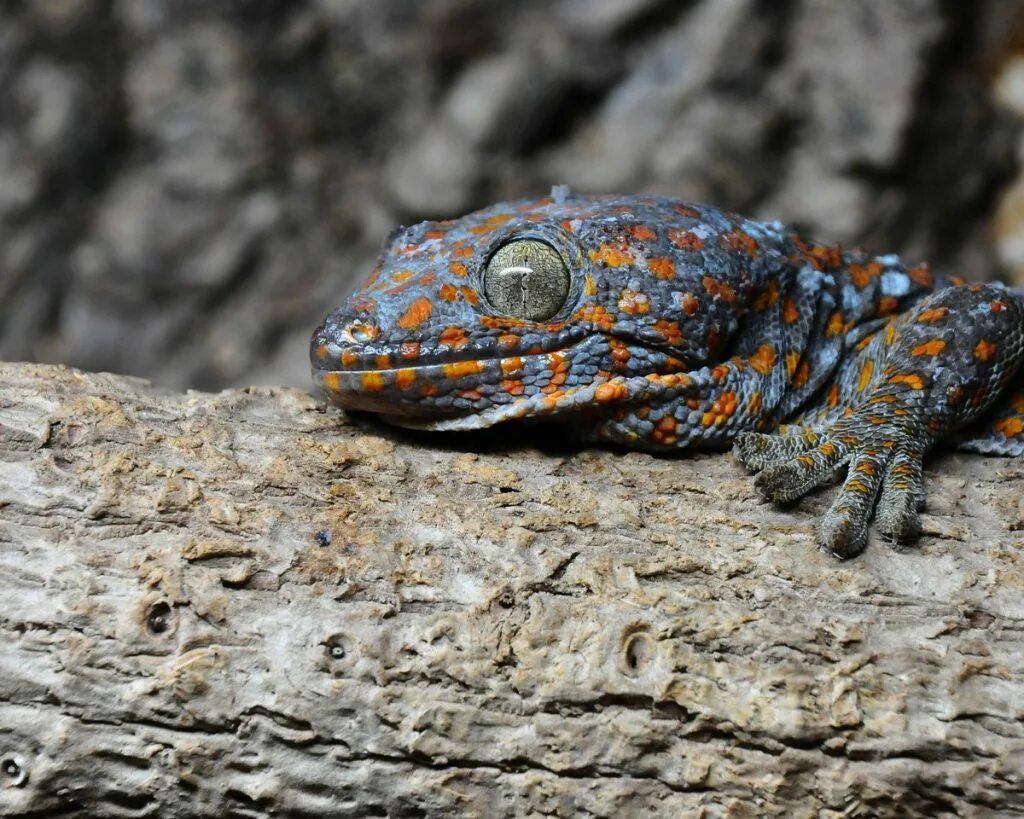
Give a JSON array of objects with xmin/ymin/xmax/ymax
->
[{"xmin": 312, "ymin": 189, "xmax": 1024, "ymax": 558}]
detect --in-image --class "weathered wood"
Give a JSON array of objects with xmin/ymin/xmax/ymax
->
[{"xmin": 1, "ymin": 360, "xmax": 1023, "ymax": 817}]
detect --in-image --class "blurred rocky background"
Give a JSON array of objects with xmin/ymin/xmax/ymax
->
[{"xmin": 4, "ymin": 0, "xmax": 1024, "ymax": 389}]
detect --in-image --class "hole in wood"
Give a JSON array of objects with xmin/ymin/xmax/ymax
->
[
  {"xmin": 1, "ymin": 755, "xmax": 27, "ymax": 787},
  {"xmin": 325, "ymin": 634, "xmax": 351, "ymax": 663},
  {"xmin": 622, "ymin": 630, "xmax": 655, "ymax": 676},
  {"xmin": 146, "ymin": 601, "xmax": 172, "ymax": 635}
]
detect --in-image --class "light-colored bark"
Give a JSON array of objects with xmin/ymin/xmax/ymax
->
[{"xmin": 1, "ymin": 361, "xmax": 1022, "ymax": 817}]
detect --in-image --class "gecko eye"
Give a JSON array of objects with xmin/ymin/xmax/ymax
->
[{"xmin": 483, "ymin": 239, "xmax": 570, "ymax": 321}]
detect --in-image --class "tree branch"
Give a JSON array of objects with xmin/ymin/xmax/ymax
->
[{"xmin": 1, "ymin": 361, "xmax": 1022, "ymax": 816}]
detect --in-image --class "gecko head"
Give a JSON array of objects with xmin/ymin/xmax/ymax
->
[{"xmin": 311, "ymin": 192, "xmax": 747, "ymax": 429}]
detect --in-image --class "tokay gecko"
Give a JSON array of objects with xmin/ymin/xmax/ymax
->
[{"xmin": 311, "ymin": 188, "xmax": 1024, "ymax": 558}]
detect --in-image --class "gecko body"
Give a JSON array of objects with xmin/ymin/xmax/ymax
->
[{"xmin": 312, "ymin": 190, "xmax": 1024, "ymax": 557}]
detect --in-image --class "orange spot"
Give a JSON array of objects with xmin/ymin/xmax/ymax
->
[
  {"xmin": 501, "ymin": 379, "xmax": 524, "ymax": 396},
  {"xmin": 361, "ymin": 372, "xmax": 386, "ymax": 392},
  {"xmin": 721, "ymin": 228, "xmax": 759, "ymax": 256},
  {"xmin": 995, "ymin": 417, "xmax": 1024, "ymax": 438},
  {"xmin": 848, "ymin": 261, "xmax": 882, "ymax": 289},
  {"xmin": 439, "ymin": 283, "xmax": 458, "ymax": 302},
  {"xmin": 396, "ymin": 369, "xmax": 417, "ymax": 390},
  {"xmin": 667, "ymin": 228, "xmax": 704, "ymax": 251},
  {"xmin": 703, "ymin": 277, "xmax": 737, "ymax": 303},
  {"xmin": 878, "ymin": 296, "xmax": 899, "ymax": 315},
  {"xmin": 785, "ymin": 351, "xmax": 800, "ymax": 377},
  {"xmin": 573, "ymin": 304, "xmax": 615, "ymax": 329},
  {"xmin": 424, "ymin": 229, "xmax": 447, "ymax": 240},
  {"xmin": 975, "ymin": 340, "xmax": 997, "ymax": 362},
  {"xmin": 341, "ymin": 350, "xmax": 360, "ymax": 369},
  {"xmin": 907, "ymin": 263, "xmax": 933, "ymax": 288},
  {"xmin": 628, "ymin": 224, "xmax": 657, "ymax": 241},
  {"xmin": 452, "ymin": 246, "xmax": 474, "ymax": 258},
  {"xmin": 497, "ymin": 333, "xmax": 519, "ymax": 348},
  {"xmin": 749, "ymin": 344, "xmax": 776, "ymax": 375},
  {"xmin": 793, "ymin": 360, "xmax": 810, "ymax": 389},
  {"xmin": 460, "ymin": 286, "xmax": 479, "ymax": 305},
  {"xmin": 701, "ymin": 390, "xmax": 738, "ymax": 427},
  {"xmin": 991, "ymin": 300, "xmax": 1007, "ymax": 313},
  {"xmin": 442, "ymin": 360, "xmax": 484, "ymax": 379},
  {"xmin": 911, "ymin": 339, "xmax": 946, "ymax": 357},
  {"xmin": 375, "ymin": 354, "xmax": 391, "ymax": 369},
  {"xmin": 438, "ymin": 326, "xmax": 469, "ymax": 349},
  {"xmin": 825, "ymin": 311, "xmax": 845, "ymax": 338},
  {"xmin": 500, "ymin": 357, "xmax": 524, "ymax": 375},
  {"xmin": 783, "ymin": 298, "xmax": 799, "ymax": 324},
  {"xmin": 449, "ymin": 262, "xmax": 468, "ymax": 277},
  {"xmin": 400, "ymin": 341, "xmax": 421, "ymax": 361},
  {"xmin": 595, "ymin": 382, "xmax": 629, "ymax": 403},
  {"xmin": 889, "ymin": 373, "xmax": 925, "ymax": 390},
  {"xmin": 826, "ymin": 383, "xmax": 840, "ymax": 408},
  {"xmin": 590, "ymin": 244, "xmax": 634, "ymax": 267},
  {"xmin": 681, "ymin": 293, "xmax": 699, "ymax": 316},
  {"xmin": 747, "ymin": 392, "xmax": 762, "ymax": 414},
  {"xmin": 584, "ymin": 274, "xmax": 598, "ymax": 296},
  {"xmin": 350, "ymin": 294, "xmax": 379, "ymax": 313},
  {"xmin": 855, "ymin": 333, "xmax": 876, "ymax": 352},
  {"xmin": 917, "ymin": 307, "xmax": 948, "ymax": 323},
  {"xmin": 654, "ymin": 319, "xmax": 683, "ymax": 346},
  {"xmin": 795, "ymin": 240, "xmax": 843, "ymax": 270},
  {"xmin": 648, "ymin": 257, "xmax": 675, "ymax": 280},
  {"xmin": 753, "ymin": 282, "xmax": 779, "ymax": 311},
  {"xmin": 674, "ymin": 204, "xmax": 701, "ymax": 218},
  {"xmin": 398, "ymin": 297, "xmax": 433, "ymax": 330},
  {"xmin": 858, "ymin": 360, "xmax": 874, "ymax": 392}
]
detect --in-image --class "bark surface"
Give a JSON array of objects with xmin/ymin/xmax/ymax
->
[{"xmin": 1, "ymin": 361, "xmax": 1023, "ymax": 817}]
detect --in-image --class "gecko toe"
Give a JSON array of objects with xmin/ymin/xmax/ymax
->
[
  {"xmin": 751, "ymin": 436, "xmax": 847, "ymax": 503},
  {"xmin": 733, "ymin": 428, "xmax": 821, "ymax": 472},
  {"xmin": 874, "ymin": 449, "xmax": 926, "ymax": 543}
]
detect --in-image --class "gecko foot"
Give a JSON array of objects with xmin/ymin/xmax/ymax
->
[{"xmin": 734, "ymin": 428, "xmax": 927, "ymax": 558}]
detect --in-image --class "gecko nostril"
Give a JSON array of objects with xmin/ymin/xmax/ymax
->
[{"xmin": 342, "ymin": 322, "xmax": 379, "ymax": 344}]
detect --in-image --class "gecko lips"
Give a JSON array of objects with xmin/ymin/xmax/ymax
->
[{"xmin": 309, "ymin": 309, "xmax": 611, "ymax": 429}]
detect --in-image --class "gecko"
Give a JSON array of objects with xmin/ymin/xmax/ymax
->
[{"xmin": 311, "ymin": 187, "xmax": 1024, "ymax": 558}]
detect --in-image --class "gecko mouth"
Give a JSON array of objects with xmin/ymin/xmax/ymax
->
[
  {"xmin": 313, "ymin": 330, "xmax": 695, "ymax": 431},
  {"xmin": 313, "ymin": 340, "xmax": 594, "ymax": 424}
]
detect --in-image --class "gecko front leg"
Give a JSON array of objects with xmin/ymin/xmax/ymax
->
[{"xmin": 735, "ymin": 284, "xmax": 1024, "ymax": 557}]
